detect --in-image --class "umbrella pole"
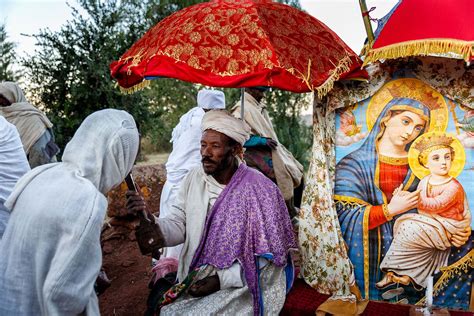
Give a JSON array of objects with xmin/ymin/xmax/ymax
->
[
  {"xmin": 240, "ymin": 88, "xmax": 245, "ymax": 120},
  {"xmin": 358, "ymin": 0, "xmax": 375, "ymax": 44}
]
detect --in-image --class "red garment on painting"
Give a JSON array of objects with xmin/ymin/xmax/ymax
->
[
  {"xmin": 369, "ymin": 161, "xmax": 408, "ymax": 230},
  {"xmin": 379, "ymin": 161, "xmax": 408, "ymax": 202},
  {"xmin": 418, "ymin": 177, "xmax": 465, "ymax": 221}
]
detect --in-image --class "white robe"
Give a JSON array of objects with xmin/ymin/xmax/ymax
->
[
  {"xmin": 160, "ymin": 107, "xmax": 204, "ymax": 258},
  {"xmin": 0, "ymin": 116, "xmax": 30, "ymax": 238},
  {"xmin": 0, "ymin": 109, "xmax": 139, "ymax": 316},
  {"xmin": 158, "ymin": 166, "xmax": 287, "ymax": 315}
]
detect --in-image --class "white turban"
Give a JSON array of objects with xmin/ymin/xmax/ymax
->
[
  {"xmin": 197, "ymin": 89, "xmax": 225, "ymax": 109},
  {"xmin": 201, "ymin": 110, "xmax": 250, "ymax": 146}
]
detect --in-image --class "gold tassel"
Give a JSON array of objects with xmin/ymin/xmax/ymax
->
[
  {"xmin": 363, "ymin": 39, "xmax": 473, "ymax": 66},
  {"xmin": 314, "ymin": 55, "xmax": 352, "ymax": 99},
  {"xmin": 416, "ymin": 249, "xmax": 473, "ymax": 306},
  {"xmin": 118, "ymin": 80, "xmax": 151, "ymax": 94}
]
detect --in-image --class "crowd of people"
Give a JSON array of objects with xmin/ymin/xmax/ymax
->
[{"xmin": 0, "ymin": 84, "xmax": 303, "ymax": 315}]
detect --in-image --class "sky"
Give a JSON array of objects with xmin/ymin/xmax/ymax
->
[{"xmin": 1, "ymin": 0, "xmax": 398, "ymax": 57}]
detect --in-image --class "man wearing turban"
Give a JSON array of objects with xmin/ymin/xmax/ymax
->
[
  {"xmin": 159, "ymin": 89, "xmax": 226, "ymax": 262},
  {"xmin": 127, "ymin": 110, "xmax": 296, "ymax": 315},
  {"xmin": 231, "ymin": 88, "xmax": 304, "ymax": 217}
]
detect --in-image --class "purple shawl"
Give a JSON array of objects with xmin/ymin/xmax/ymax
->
[{"xmin": 190, "ymin": 164, "xmax": 297, "ymax": 315}]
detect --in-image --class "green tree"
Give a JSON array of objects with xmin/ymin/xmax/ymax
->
[
  {"xmin": 0, "ymin": 23, "xmax": 19, "ymax": 82},
  {"xmin": 22, "ymin": 0, "xmax": 312, "ymax": 166},
  {"xmin": 22, "ymin": 0, "xmax": 204, "ymax": 152}
]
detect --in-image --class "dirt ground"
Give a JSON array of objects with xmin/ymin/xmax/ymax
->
[
  {"xmin": 99, "ymin": 162, "xmax": 166, "ymax": 316},
  {"xmin": 99, "ymin": 228, "xmax": 152, "ymax": 316}
]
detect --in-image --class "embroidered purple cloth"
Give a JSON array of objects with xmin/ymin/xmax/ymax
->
[{"xmin": 190, "ymin": 164, "xmax": 297, "ymax": 315}]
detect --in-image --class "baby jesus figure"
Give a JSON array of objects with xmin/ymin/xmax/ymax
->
[{"xmin": 377, "ymin": 134, "xmax": 471, "ymax": 289}]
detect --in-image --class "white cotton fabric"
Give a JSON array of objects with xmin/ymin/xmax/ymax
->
[
  {"xmin": 0, "ymin": 116, "xmax": 30, "ymax": 238},
  {"xmin": 161, "ymin": 106, "xmax": 205, "ymax": 258},
  {"xmin": 157, "ymin": 165, "xmax": 286, "ymax": 315},
  {"xmin": 201, "ymin": 110, "xmax": 251, "ymax": 146},
  {"xmin": 0, "ymin": 109, "xmax": 139, "ymax": 316},
  {"xmin": 197, "ymin": 89, "xmax": 226, "ymax": 110},
  {"xmin": 0, "ymin": 82, "xmax": 54, "ymax": 155},
  {"xmin": 158, "ymin": 166, "xmax": 225, "ymax": 281},
  {"xmin": 0, "ymin": 81, "xmax": 27, "ymax": 104},
  {"xmin": 160, "ymin": 91, "xmax": 224, "ymax": 259}
]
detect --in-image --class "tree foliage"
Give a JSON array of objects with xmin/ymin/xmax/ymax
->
[
  {"xmin": 22, "ymin": 0, "xmax": 204, "ymax": 151},
  {"xmin": 21, "ymin": 0, "xmax": 312, "ymax": 167},
  {"xmin": 0, "ymin": 23, "xmax": 19, "ymax": 82},
  {"xmin": 265, "ymin": 90, "xmax": 312, "ymax": 169}
]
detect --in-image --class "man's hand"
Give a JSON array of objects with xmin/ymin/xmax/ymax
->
[
  {"xmin": 450, "ymin": 226, "xmax": 471, "ymax": 247},
  {"xmin": 188, "ymin": 275, "xmax": 220, "ymax": 297},
  {"xmin": 126, "ymin": 190, "xmax": 147, "ymax": 216},
  {"xmin": 266, "ymin": 138, "xmax": 278, "ymax": 150}
]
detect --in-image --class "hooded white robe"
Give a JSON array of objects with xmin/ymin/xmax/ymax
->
[
  {"xmin": 160, "ymin": 107, "xmax": 205, "ymax": 258},
  {"xmin": 0, "ymin": 116, "xmax": 30, "ymax": 238},
  {"xmin": 0, "ymin": 109, "xmax": 139, "ymax": 316}
]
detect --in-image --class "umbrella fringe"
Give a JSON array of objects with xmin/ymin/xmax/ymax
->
[
  {"xmin": 362, "ymin": 39, "xmax": 474, "ymax": 66},
  {"xmin": 314, "ymin": 55, "xmax": 352, "ymax": 99},
  {"xmin": 119, "ymin": 80, "xmax": 151, "ymax": 94}
]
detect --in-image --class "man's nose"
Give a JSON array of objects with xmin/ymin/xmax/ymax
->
[{"xmin": 201, "ymin": 146, "xmax": 211, "ymax": 157}]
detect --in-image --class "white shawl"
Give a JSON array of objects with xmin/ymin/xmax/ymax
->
[
  {"xmin": 0, "ymin": 116, "xmax": 30, "ymax": 238},
  {"xmin": 160, "ymin": 107, "xmax": 204, "ymax": 258},
  {"xmin": 0, "ymin": 109, "xmax": 139, "ymax": 316}
]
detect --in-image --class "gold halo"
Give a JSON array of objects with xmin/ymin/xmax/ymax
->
[
  {"xmin": 366, "ymin": 78, "xmax": 448, "ymax": 133},
  {"xmin": 408, "ymin": 132, "xmax": 466, "ymax": 180}
]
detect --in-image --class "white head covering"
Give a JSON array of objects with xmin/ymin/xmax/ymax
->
[
  {"xmin": 201, "ymin": 110, "xmax": 251, "ymax": 146},
  {"xmin": 197, "ymin": 89, "xmax": 225, "ymax": 109},
  {"xmin": 0, "ymin": 81, "xmax": 27, "ymax": 104},
  {"xmin": 0, "ymin": 109, "xmax": 139, "ymax": 316},
  {"xmin": 5, "ymin": 109, "xmax": 139, "ymax": 210},
  {"xmin": 0, "ymin": 116, "xmax": 30, "ymax": 238},
  {"xmin": 61, "ymin": 109, "xmax": 139, "ymax": 193}
]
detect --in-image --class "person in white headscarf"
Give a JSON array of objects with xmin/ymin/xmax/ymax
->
[
  {"xmin": 231, "ymin": 87, "xmax": 304, "ymax": 216},
  {"xmin": 0, "ymin": 109, "xmax": 139, "ymax": 316},
  {"xmin": 0, "ymin": 116, "xmax": 30, "ymax": 239},
  {"xmin": 158, "ymin": 89, "xmax": 225, "ymax": 261},
  {"xmin": 0, "ymin": 82, "xmax": 59, "ymax": 168}
]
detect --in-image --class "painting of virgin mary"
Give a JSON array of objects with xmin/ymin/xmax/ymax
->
[
  {"xmin": 334, "ymin": 83, "xmax": 473, "ymax": 304},
  {"xmin": 335, "ymin": 97, "xmax": 432, "ymax": 300}
]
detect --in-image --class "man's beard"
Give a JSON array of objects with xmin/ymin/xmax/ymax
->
[{"xmin": 201, "ymin": 155, "xmax": 233, "ymax": 175}]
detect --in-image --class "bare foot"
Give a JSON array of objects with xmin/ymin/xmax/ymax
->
[
  {"xmin": 392, "ymin": 274, "xmax": 412, "ymax": 286},
  {"xmin": 376, "ymin": 272, "xmax": 395, "ymax": 289}
]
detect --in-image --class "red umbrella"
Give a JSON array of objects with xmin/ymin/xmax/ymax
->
[
  {"xmin": 363, "ymin": 0, "xmax": 474, "ymax": 65},
  {"xmin": 110, "ymin": 0, "xmax": 366, "ymax": 97}
]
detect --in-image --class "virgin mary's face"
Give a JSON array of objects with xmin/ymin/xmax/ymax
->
[{"xmin": 384, "ymin": 110, "xmax": 426, "ymax": 148}]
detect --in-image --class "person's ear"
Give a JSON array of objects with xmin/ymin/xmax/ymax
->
[{"xmin": 232, "ymin": 144, "xmax": 243, "ymax": 158}]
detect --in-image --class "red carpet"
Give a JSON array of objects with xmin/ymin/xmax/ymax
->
[{"xmin": 281, "ymin": 279, "xmax": 473, "ymax": 316}]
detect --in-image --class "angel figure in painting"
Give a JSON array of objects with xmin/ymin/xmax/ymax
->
[{"xmin": 377, "ymin": 133, "xmax": 471, "ymax": 289}]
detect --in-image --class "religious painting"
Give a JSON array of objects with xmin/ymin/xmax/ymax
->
[{"xmin": 334, "ymin": 77, "xmax": 473, "ymax": 309}]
